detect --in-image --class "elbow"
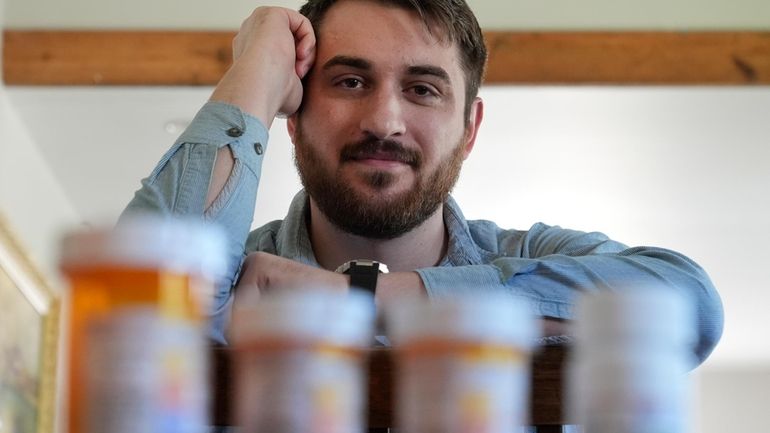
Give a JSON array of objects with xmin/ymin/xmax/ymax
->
[
  {"xmin": 637, "ymin": 247, "xmax": 724, "ymax": 366},
  {"xmin": 692, "ymin": 274, "xmax": 724, "ymax": 366}
]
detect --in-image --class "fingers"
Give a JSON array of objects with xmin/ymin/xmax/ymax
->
[
  {"xmin": 276, "ymin": 10, "xmax": 315, "ymax": 116},
  {"xmin": 288, "ymin": 11, "xmax": 317, "ymax": 78},
  {"xmin": 236, "ymin": 252, "xmax": 350, "ymax": 298},
  {"xmin": 278, "ymin": 75, "xmax": 304, "ymax": 118},
  {"xmin": 234, "ymin": 256, "xmax": 263, "ymax": 308},
  {"xmin": 223, "ymin": 7, "xmax": 315, "ymax": 120},
  {"xmin": 234, "ymin": 280, "xmax": 261, "ymax": 307},
  {"xmin": 296, "ymin": 40, "xmax": 316, "ymax": 79},
  {"xmin": 238, "ymin": 252, "xmax": 280, "ymax": 294}
]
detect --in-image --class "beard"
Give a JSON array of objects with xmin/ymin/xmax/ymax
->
[{"xmin": 293, "ymin": 124, "xmax": 466, "ymax": 240}]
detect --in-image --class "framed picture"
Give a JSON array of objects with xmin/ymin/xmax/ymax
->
[{"xmin": 0, "ymin": 214, "xmax": 59, "ymax": 433}]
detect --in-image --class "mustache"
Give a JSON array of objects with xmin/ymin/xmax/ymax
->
[{"xmin": 340, "ymin": 136, "xmax": 422, "ymax": 167}]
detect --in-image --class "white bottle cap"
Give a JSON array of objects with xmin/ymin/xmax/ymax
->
[
  {"xmin": 232, "ymin": 290, "xmax": 376, "ymax": 349},
  {"xmin": 386, "ymin": 295, "xmax": 537, "ymax": 349},
  {"xmin": 60, "ymin": 213, "xmax": 227, "ymax": 283},
  {"xmin": 572, "ymin": 288, "xmax": 696, "ymax": 350}
]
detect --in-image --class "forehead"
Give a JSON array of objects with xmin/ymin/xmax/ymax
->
[{"xmin": 316, "ymin": 0, "xmax": 462, "ymax": 75}]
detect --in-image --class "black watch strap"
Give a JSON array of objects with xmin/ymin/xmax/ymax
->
[{"xmin": 335, "ymin": 260, "xmax": 388, "ymax": 293}]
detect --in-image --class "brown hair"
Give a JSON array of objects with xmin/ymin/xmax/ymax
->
[{"xmin": 299, "ymin": 0, "xmax": 487, "ymax": 120}]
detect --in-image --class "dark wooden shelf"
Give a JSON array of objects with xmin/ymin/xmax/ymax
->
[{"xmin": 211, "ymin": 344, "xmax": 570, "ymax": 429}]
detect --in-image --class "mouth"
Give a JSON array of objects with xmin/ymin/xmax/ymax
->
[
  {"xmin": 348, "ymin": 151, "xmax": 414, "ymax": 166},
  {"xmin": 341, "ymin": 140, "xmax": 421, "ymax": 168}
]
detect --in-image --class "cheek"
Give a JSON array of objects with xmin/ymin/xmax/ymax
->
[
  {"xmin": 294, "ymin": 114, "xmax": 346, "ymax": 163},
  {"xmin": 411, "ymin": 118, "xmax": 461, "ymax": 160},
  {"xmin": 302, "ymin": 98, "xmax": 360, "ymax": 142}
]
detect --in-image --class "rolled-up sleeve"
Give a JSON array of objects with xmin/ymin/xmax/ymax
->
[
  {"xmin": 417, "ymin": 223, "xmax": 723, "ymax": 365},
  {"xmin": 122, "ymin": 101, "xmax": 269, "ymax": 343}
]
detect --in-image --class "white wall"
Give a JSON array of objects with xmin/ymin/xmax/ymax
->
[
  {"xmin": 698, "ymin": 366, "xmax": 770, "ymax": 433},
  {"xmin": 4, "ymin": 0, "xmax": 770, "ymax": 29},
  {"xmin": 0, "ymin": 21, "xmax": 80, "ymax": 286}
]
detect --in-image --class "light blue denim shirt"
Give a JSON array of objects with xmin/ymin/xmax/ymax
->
[{"xmin": 124, "ymin": 101, "xmax": 723, "ymax": 365}]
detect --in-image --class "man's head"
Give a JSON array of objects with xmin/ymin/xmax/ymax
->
[
  {"xmin": 288, "ymin": 0, "xmax": 486, "ymax": 239},
  {"xmin": 299, "ymin": 0, "xmax": 487, "ymax": 120}
]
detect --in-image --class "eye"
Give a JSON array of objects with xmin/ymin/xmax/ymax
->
[
  {"xmin": 408, "ymin": 84, "xmax": 439, "ymax": 98},
  {"xmin": 338, "ymin": 77, "xmax": 364, "ymax": 89}
]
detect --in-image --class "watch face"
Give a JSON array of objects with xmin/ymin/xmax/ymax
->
[
  {"xmin": 336, "ymin": 260, "xmax": 389, "ymax": 274},
  {"xmin": 353, "ymin": 261, "xmax": 378, "ymax": 273}
]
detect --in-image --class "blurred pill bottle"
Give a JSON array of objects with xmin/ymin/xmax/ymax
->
[
  {"xmin": 386, "ymin": 296, "xmax": 536, "ymax": 433},
  {"xmin": 567, "ymin": 289, "xmax": 696, "ymax": 433},
  {"xmin": 231, "ymin": 290, "xmax": 375, "ymax": 433},
  {"xmin": 59, "ymin": 215, "xmax": 226, "ymax": 433}
]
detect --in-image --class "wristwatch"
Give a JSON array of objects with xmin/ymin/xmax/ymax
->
[{"xmin": 335, "ymin": 260, "xmax": 389, "ymax": 293}]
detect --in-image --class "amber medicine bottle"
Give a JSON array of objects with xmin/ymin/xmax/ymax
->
[
  {"xmin": 231, "ymin": 290, "xmax": 375, "ymax": 433},
  {"xmin": 59, "ymin": 216, "xmax": 226, "ymax": 433}
]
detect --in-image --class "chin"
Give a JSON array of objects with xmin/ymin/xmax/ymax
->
[{"xmin": 356, "ymin": 183, "xmax": 414, "ymax": 202}]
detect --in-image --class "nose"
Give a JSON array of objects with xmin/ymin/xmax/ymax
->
[{"xmin": 358, "ymin": 87, "xmax": 406, "ymax": 140}]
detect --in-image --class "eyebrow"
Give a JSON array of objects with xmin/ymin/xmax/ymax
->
[
  {"xmin": 322, "ymin": 55, "xmax": 452, "ymax": 85},
  {"xmin": 406, "ymin": 65, "xmax": 451, "ymax": 85},
  {"xmin": 322, "ymin": 55, "xmax": 372, "ymax": 71}
]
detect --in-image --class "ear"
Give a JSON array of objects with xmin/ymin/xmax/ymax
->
[
  {"xmin": 461, "ymin": 97, "xmax": 484, "ymax": 159},
  {"xmin": 287, "ymin": 113, "xmax": 299, "ymax": 145}
]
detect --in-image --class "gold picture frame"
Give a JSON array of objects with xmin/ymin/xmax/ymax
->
[{"xmin": 0, "ymin": 214, "xmax": 59, "ymax": 433}]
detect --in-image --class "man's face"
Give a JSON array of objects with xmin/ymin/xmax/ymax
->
[{"xmin": 289, "ymin": 0, "xmax": 483, "ymax": 239}]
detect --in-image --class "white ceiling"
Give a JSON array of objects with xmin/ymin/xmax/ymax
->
[{"xmin": 6, "ymin": 85, "xmax": 770, "ymax": 368}]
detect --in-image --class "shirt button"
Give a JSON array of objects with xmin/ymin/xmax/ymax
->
[
  {"xmin": 254, "ymin": 142, "xmax": 264, "ymax": 155},
  {"xmin": 226, "ymin": 127, "xmax": 243, "ymax": 137}
]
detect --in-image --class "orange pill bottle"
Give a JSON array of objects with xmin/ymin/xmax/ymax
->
[
  {"xmin": 232, "ymin": 290, "xmax": 375, "ymax": 433},
  {"xmin": 59, "ymin": 216, "xmax": 226, "ymax": 433}
]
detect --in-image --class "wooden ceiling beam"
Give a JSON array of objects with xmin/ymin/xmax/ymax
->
[{"xmin": 3, "ymin": 30, "xmax": 770, "ymax": 85}]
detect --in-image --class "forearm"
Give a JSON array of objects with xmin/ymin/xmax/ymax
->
[
  {"xmin": 376, "ymin": 271, "xmax": 568, "ymax": 338},
  {"xmin": 210, "ymin": 58, "xmax": 288, "ymax": 128},
  {"xmin": 416, "ymin": 248, "xmax": 723, "ymax": 365},
  {"xmin": 122, "ymin": 102, "xmax": 269, "ymax": 342}
]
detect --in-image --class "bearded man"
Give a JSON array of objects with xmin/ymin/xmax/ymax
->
[{"xmin": 124, "ymin": 0, "xmax": 723, "ymax": 364}]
